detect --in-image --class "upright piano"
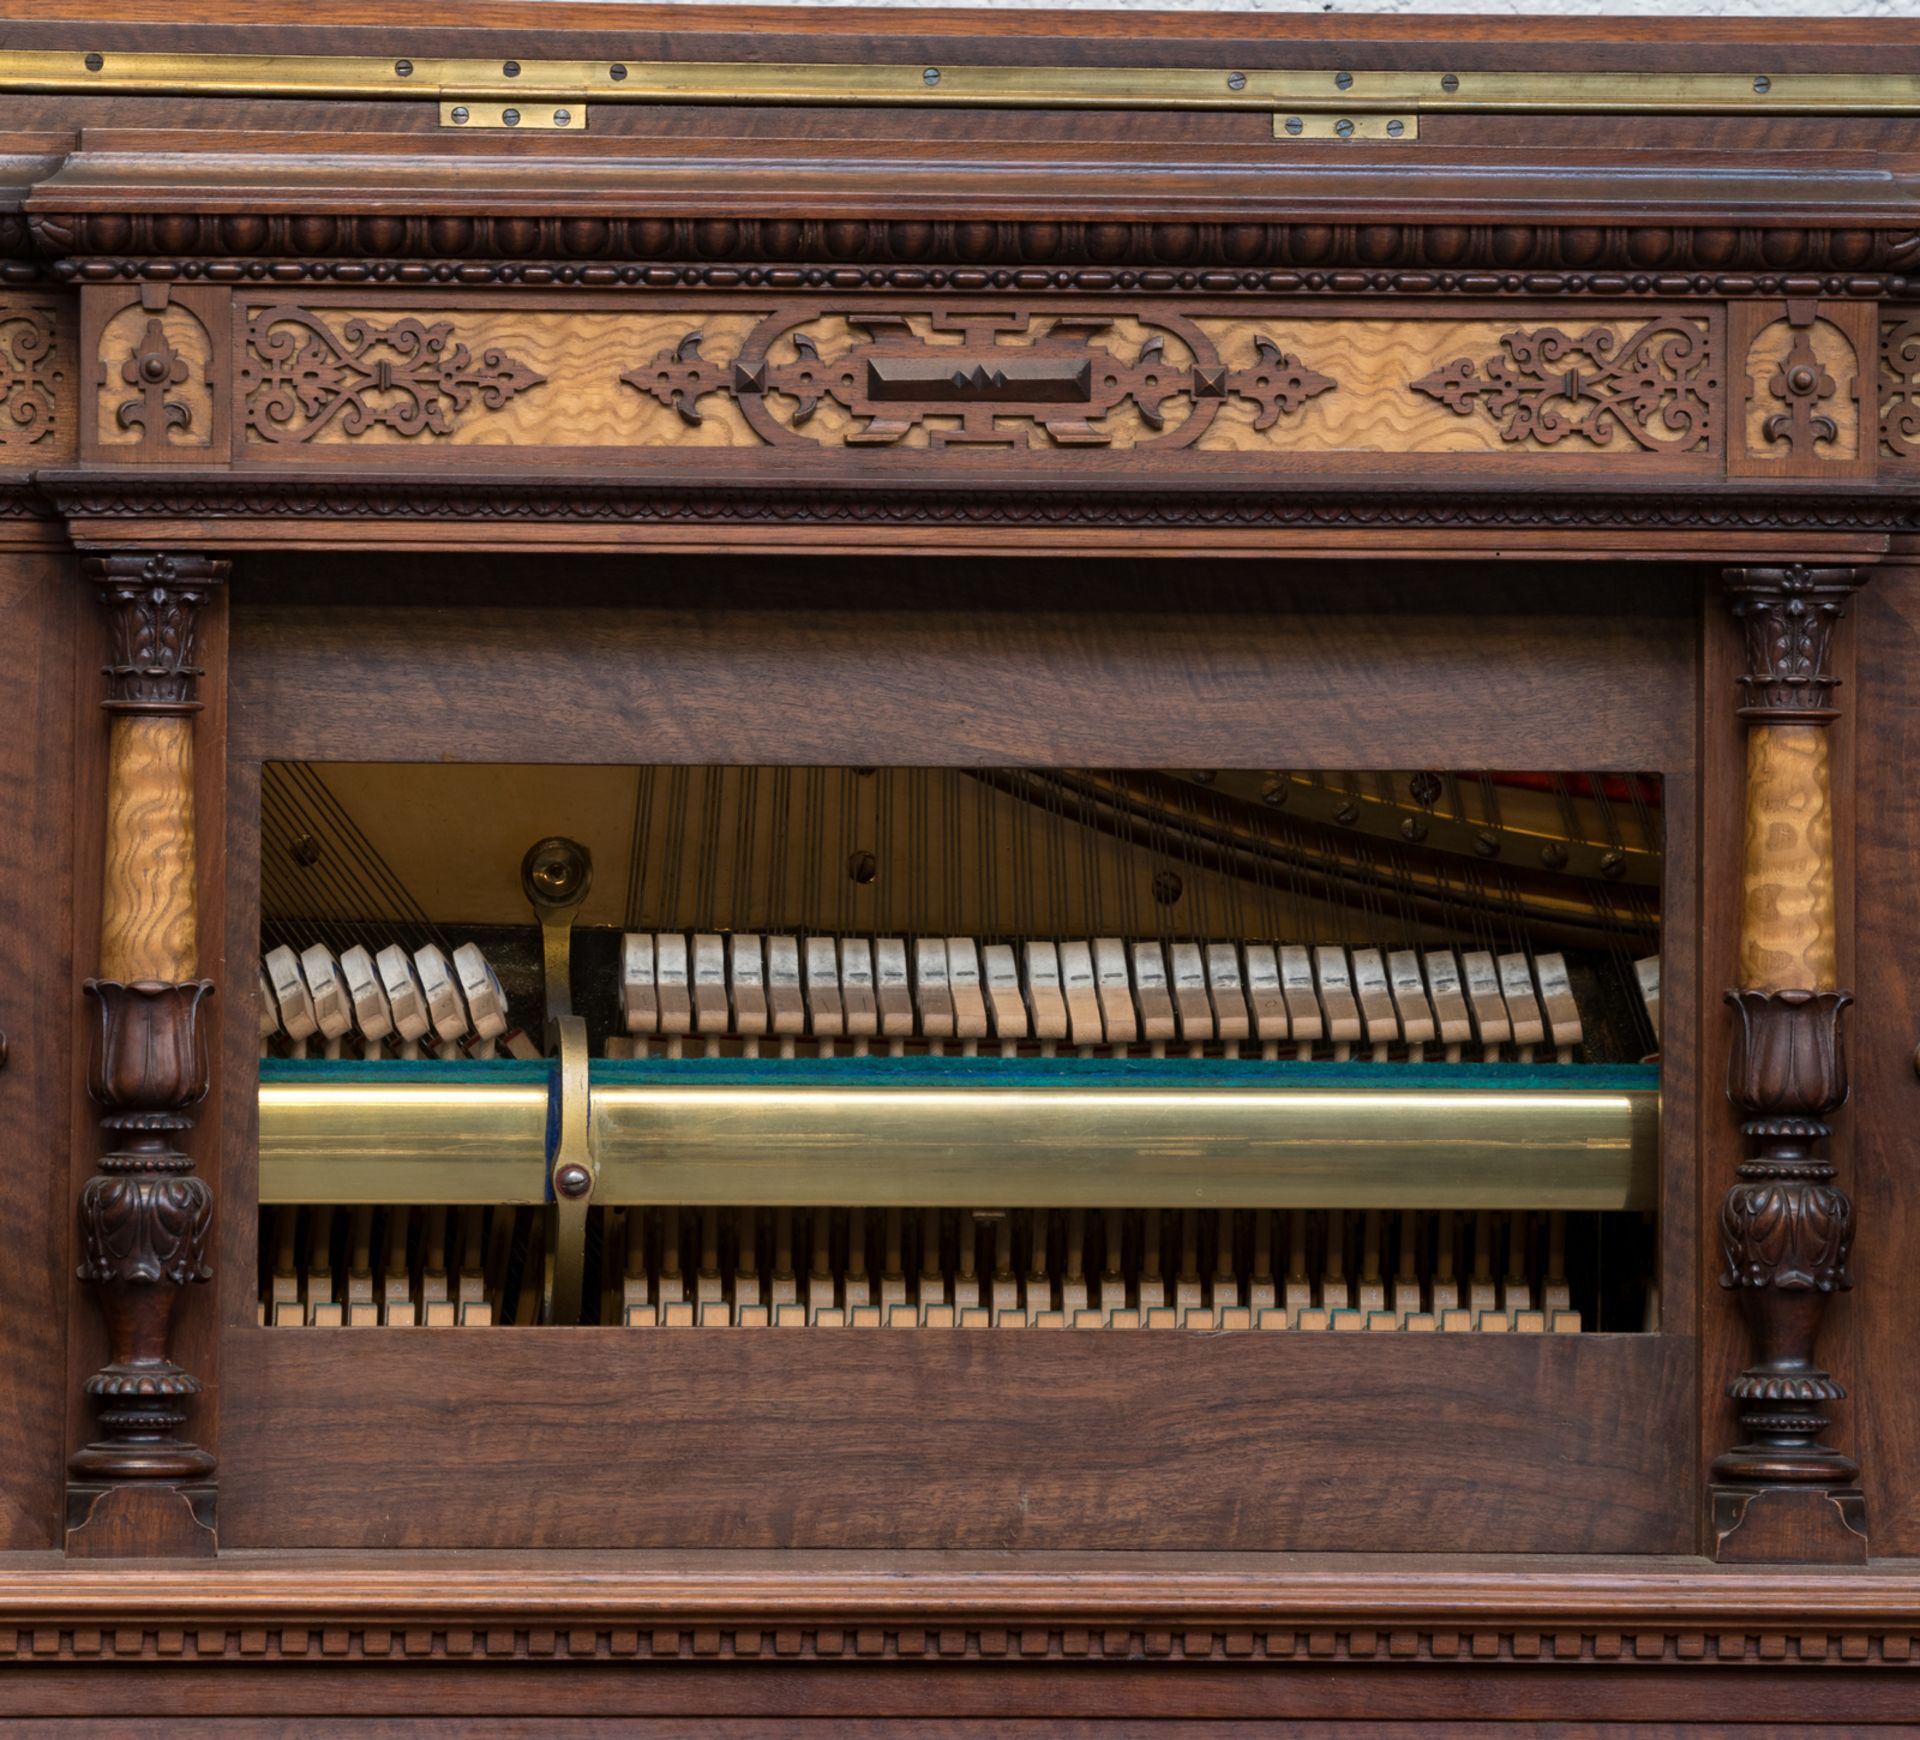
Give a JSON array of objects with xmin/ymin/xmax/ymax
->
[{"xmin": 2, "ymin": 3, "xmax": 1919, "ymax": 1729}]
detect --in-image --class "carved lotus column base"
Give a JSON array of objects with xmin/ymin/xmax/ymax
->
[
  {"xmin": 1710, "ymin": 1483, "xmax": 1868, "ymax": 1564},
  {"xmin": 65, "ymin": 1480, "xmax": 216, "ymax": 1559}
]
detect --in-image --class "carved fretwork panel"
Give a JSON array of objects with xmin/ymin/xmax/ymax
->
[
  {"xmin": 0, "ymin": 295, "xmax": 73, "ymax": 461},
  {"xmin": 1881, "ymin": 310, "xmax": 1920, "ymax": 463},
  {"xmin": 191, "ymin": 296, "xmax": 1748, "ymax": 468},
  {"xmin": 1729, "ymin": 300, "xmax": 1876, "ymax": 481},
  {"xmin": 241, "ymin": 306, "xmax": 548, "ymax": 444},
  {"xmin": 1408, "ymin": 316, "xmax": 1719, "ymax": 452},
  {"xmin": 85, "ymin": 284, "xmax": 230, "ymax": 465}
]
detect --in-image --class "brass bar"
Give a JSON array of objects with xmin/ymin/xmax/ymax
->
[
  {"xmin": 259, "ymin": 1076, "xmax": 1657, "ymax": 1211},
  {"xmin": 1, "ymin": 51, "xmax": 1916, "ymax": 115},
  {"xmin": 259, "ymin": 1080, "xmax": 550, "ymax": 1204}
]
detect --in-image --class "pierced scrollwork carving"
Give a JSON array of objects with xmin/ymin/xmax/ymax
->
[
  {"xmin": 622, "ymin": 306, "xmax": 1335, "ymax": 450},
  {"xmin": 0, "ymin": 306, "xmax": 59, "ymax": 446},
  {"xmin": 1410, "ymin": 316, "xmax": 1718, "ymax": 451},
  {"xmin": 241, "ymin": 306, "xmax": 547, "ymax": 443},
  {"xmin": 1881, "ymin": 315, "xmax": 1920, "ymax": 460}
]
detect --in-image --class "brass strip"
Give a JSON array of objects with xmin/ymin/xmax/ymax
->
[
  {"xmin": 543, "ymin": 1015, "xmax": 595, "ymax": 1325},
  {"xmin": 258, "ymin": 1080, "xmax": 550, "ymax": 1204},
  {"xmin": 1, "ymin": 51, "xmax": 1915, "ymax": 114},
  {"xmin": 590, "ymin": 1082, "xmax": 1657, "ymax": 1210},
  {"xmin": 259, "ymin": 1078, "xmax": 1657, "ymax": 1211}
]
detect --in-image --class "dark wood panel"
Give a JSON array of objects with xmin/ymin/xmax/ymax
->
[
  {"xmin": 4, "ymin": 1664, "xmax": 1920, "ymax": 1727},
  {"xmin": 5, "ymin": 1721, "xmax": 1912, "ymax": 1740},
  {"xmin": 0, "ymin": 552, "xmax": 77, "ymax": 1551},
  {"xmin": 230, "ymin": 556, "xmax": 1696, "ymax": 770},
  {"xmin": 1850, "ymin": 555, "xmax": 1920, "ymax": 1556},
  {"xmin": 216, "ymin": 1329, "xmax": 1693, "ymax": 1553}
]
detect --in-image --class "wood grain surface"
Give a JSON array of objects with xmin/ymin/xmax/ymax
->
[
  {"xmin": 0, "ymin": 552, "xmax": 75, "ymax": 1550},
  {"xmin": 99, "ymin": 714, "xmax": 197, "ymax": 982},
  {"xmin": 228, "ymin": 556, "xmax": 1697, "ymax": 772},
  {"xmin": 217, "ymin": 1328, "xmax": 1694, "ymax": 1553},
  {"xmin": 93, "ymin": 300, "xmax": 215, "ymax": 453},
  {"xmin": 1738, "ymin": 724, "xmax": 1837, "ymax": 992}
]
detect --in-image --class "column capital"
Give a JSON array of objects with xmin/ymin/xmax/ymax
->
[
  {"xmin": 86, "ymin": 552, "xmax": 230, "ymax": 716},
  {"xmin": 1722, "ymin": 564, "xmax": 1867, "ymax": 726}
]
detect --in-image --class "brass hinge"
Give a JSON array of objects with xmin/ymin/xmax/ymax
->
[{"xmin": 1, "ymin": 51, "xmax": 1916, "ymax": 138}]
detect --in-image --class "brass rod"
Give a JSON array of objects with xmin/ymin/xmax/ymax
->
[
  {"xmin": 1, "ymin": 51, "xmax": 1915, "ymax": 114},
  {"xmin": 259, "ymin": 1075, "xmax": 1657, "ymax": 1212}
]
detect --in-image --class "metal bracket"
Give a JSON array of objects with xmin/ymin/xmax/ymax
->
[
  {"xmin": 441, "ymin": 100, "xmax": 586, "ymax": 131},
  {"xmin": 521, "ymin": 837, "xmax": 596, "ymax": 1324}
]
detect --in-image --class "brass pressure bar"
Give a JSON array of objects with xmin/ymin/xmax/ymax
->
[
  {"xmin": 0, "ymin": 51, "xmax": 1916, "ymax": 114},
  {"xmin": 260, "ymin": 1076, "xmax": 1658, "ymax": 1212}
]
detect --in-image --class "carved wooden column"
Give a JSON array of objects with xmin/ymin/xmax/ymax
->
[
  {"xmin": 1710, "ymin": 564, "xmax": 1868, "ymax": 1563},
  {"xmin": 66, "ymin": 553, "xmax": 227, "ymax": 1558}
]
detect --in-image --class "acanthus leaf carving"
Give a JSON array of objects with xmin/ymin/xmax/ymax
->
[
  {"xmin": 241, "ymin": 306, "xmax": 547, "ymax": 444},
  {"xmin": 76, "ymin": 1168, "xmax": 214, "ymax": 1289},
  {"xmin": 1411, "ymin": 316, "xmax": 1719, "ymax": 452},
  {"xmin": 622, "ymin": 306, "xmax": 1335, "ymax": 450}
]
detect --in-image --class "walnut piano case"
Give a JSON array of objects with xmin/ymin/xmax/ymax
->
[{"xmin": 0, "ymin": 3, "xmax": 1919, "ymax": 1730}]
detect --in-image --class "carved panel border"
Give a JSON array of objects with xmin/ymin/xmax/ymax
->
[
  {"xmin": 0, "ymin": 1618, "xmax": 1918, "ymax": 1668},
  {"xmin": 29, "ymin": 210, "xmax": 1920, "ymax": 288}
]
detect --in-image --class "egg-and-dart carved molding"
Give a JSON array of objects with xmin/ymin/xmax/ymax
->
[
  {"xmin": 37, "ymin": 477, "xmax": 1920, "ymax": 536},
  {"xmin": 626, "ymin": 307, "xmax": 1333, "ymax": 449},
  {"xmin": 23, "ymin": 211, "xmax": 1920, "ymax": 281}
]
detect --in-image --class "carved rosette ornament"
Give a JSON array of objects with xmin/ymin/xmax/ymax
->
[
  {"xmin": 1713, "ymin": 565, "xmax": 1868, "ymax": 1564},
  {"xmin": 70, "ymin": 555, "xmax": 227, "ymax": 1552}
]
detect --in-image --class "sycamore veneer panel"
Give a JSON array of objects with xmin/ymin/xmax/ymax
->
[{"xmin": 217, "ymin": 1329, "xmax": 1695, "ymax": 1552}]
